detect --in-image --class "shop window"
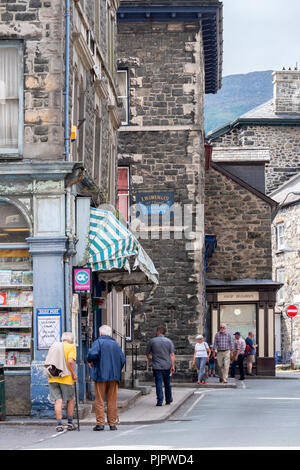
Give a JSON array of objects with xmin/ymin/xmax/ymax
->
[
  {"xmin": 0, "ymin": 200, "xmax": 33, "ymax": 370},
  {"xmin": 117, "ymin": 69, "xmax": 129, "ymax": 125},
  {"xmin": 220, "ymin": 304, "xmax": 256, "ymax": 340},
  {"xmin": 276, "ymin": 223, "xmax": 285, "ymax": 250},
  {"xmin": 0, "ymin": 200, "xmax": 30, "ymax": 243},
  {"xmin": 276, "ymin": 268, "xmax": 285, "ymax": 303},
  {"xmin": 0, "ymin": 41, "xmax": 23, "ymax": 156},
  {"xmin": 117, "ymin": 167, "xmax": 130, "ymax": 222}
]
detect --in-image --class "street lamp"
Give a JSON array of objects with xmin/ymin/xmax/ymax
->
[{"xmin": 272, "ymin": 190, "xmax": 300, "ymax": 220}]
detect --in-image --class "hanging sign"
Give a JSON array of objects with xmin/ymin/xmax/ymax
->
[{"xmin": 73, "ymin": 268, "xmax": 91, "ymax": 292}]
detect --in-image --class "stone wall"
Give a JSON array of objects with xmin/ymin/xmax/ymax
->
[
  {"xmin": 118, "ymin": 18, "xmax": 206, "ymax": 379},
  {"xmin": 272, "ymin": 204, "xmax": 300, "ymax": 357},
  {"xmin": 211, "ymin": 125, "xmax": 300, "ymax": 195},
  {"xmin": 0, "ymin": 0, "xmax": 65, "ymax": 160},
  {"xmin": 205, "ymin": 165, "xmax": 273, "ymax": 281}
]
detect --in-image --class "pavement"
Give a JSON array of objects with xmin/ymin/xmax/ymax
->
[{"xmin": 1, "ymin": 372, "xmax": 299, "ymax": 427}]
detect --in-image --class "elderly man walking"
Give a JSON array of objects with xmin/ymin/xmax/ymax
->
[
  {"xmin": 45, "ymin": 332, "xmax": 77, "ymax": 432},
  {"xmin": 213, "ymin": 323, "xmax": 233, "ymax": 383},
  {"xmin": 87, "ymin": 325, "xmax": 125, "ymax": 431}
]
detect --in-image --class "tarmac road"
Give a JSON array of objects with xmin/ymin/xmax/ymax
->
[{"xmin": 2, "ymin": 378, "xmax": 300, "ymax": 450}]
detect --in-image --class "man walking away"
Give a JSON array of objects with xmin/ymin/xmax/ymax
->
[
  {"xmin": 87, "ymin": 325, "xmax": 125, "ymax": 431},
  {"xmin": 146, "ymin": 325, "xmax": 175, "ymax": 406},
  {"xmin": 213, "ymin": 323, "xmax": 233, "ymax": 384},
  {"xmin": 230, "ymin": 332, "xmax": 246, "ymax": 381},
  {"xmin": 46, "ymin": 332, "xmax": 78, "ymax": 432},
  {"xmin": 245, "ymin": 331, "xmax": 258, "ymax": 376}
]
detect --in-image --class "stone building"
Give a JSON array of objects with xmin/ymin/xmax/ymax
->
[
  {"xmin": 207, "ymin": 69, "xmax": 300, "ymax": 368},
  {"xmin": 116, "ymin": 0, "xmax": 223, "ymax": 379},
  {"xmin": 0, "ymin": 0, "xmax": 158, "ymax": 416},
  {"xmin": 270, "ymin": 174, "xmax": 300, "ymax": 364},
  {"xmin": 205, "ymin": 161, "xmax": 281, "ymax": 375}
]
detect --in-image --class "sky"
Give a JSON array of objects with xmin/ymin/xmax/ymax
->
[{"xmin": 222, "ymin": 0, "xmax": 300, "ymax": 77}]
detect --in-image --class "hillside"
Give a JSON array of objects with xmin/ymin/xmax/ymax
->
[{"xmin": 204, "ymin": 70, "xmax": 274, "ymax": 135}]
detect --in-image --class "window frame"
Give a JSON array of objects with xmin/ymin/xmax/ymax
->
[
  {"xmin": 117, "ymin": 68, "xmax": 129, "ymax": 126},
  {"xmin": 0, "ymin": 41, "xmax": 24, "ymax": 157},
  {"xmin": 117, "ymin": 166, "xmax": 130, "ymax": 222},
  {"xmin": 276, "ymin": 222, "xmax": 285, "ymax": 251}
]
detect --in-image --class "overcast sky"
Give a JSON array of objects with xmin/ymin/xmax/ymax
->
[{"xmin": 222, "ymin": 0, "xmax": 300, "ymax": 77}]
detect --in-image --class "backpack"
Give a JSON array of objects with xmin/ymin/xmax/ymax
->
[{"xmin": 245, "ymin": 344, "xmax": 252, "ymax": 357}]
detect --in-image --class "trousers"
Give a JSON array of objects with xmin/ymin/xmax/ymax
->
[
  {"xmin": 195, "ymin": 357, "xmax": 207, "ymax": 382},
  {"xmin": 153, "ymin": 369, "xmax": 172, "ymax": 405},
  {"xmin": 231, "ymin": 354, "xmax": 245, "ymax": 380},
  {"xmin": 94, "ymin": 380, "xmax": 118, "ymax": 426},
  {"xmin": 216, "ymin": 350, "xmax": 231, "ymax": 381}
]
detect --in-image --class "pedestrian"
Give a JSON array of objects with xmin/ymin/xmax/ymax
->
[
  {"xmin": 192, "ymin": 335, "xmax": 211, "ymax": 384},
  {"xmin": 245, "ymin": 331, "xmax": 258, "ymax": 376},
  {"xmin": 87, "ymin": 325, "xmax": 125, "ymax": 431},
  {"xmin": 208, "ymin": 344, "xmax": 217, "ymax": 377},
  {"xmin": 230, "ymin": 332, "xmax": 246, "ymax": 381},
  {"xmin": 45, "ymin": 332, "xmax": 78, "ymax": 432},
  {"xmin": 213, "ymin": 323, "xmax": 233, "ymax": 383},
  {"xmin": 146, "ymin": 325, "xmax": 175, "ymax": 406}
]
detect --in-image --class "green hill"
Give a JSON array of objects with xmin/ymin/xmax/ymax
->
[{"xmin": 204, "ymin": 70, "xmax": 274, "ymax": 135}]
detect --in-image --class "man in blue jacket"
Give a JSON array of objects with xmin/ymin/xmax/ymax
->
[{"xmin": 87, "ymin": 324, "xmax": 125, "ymax": 431}]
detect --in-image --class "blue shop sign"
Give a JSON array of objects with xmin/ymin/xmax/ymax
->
[{"xmin": 135, "ymin": 192, "xmax": 174, "ymax": 217}]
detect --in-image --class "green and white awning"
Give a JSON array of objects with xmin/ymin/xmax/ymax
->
[{"xmin": 87, "ymin": 208, "xmax": 159, "ymax": 285}]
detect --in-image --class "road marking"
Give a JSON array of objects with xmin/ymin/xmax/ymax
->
[
  {"xmin": 257, "ymin": 397, "xmax": 300, "ymax": 400},
  {"xmin": 182, "ymin": 393, "xmax": 204, "ymax": 418}
]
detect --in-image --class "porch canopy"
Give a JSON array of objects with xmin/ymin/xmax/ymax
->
[{"xmin": 87, "ymin": 208, "xmax": 159, "ymax": 286}]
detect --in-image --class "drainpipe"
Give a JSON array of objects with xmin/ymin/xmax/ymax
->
[{"xmin": 64, "ymin": 0, "xmax": 71, "ymax": 332}]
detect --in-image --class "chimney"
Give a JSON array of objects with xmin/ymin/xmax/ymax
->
[{"xmin": 273, "ymin": 70, "xmax": 300, "ymax": 115}]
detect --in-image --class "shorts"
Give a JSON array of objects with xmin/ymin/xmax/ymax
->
[
  {"xmin": 208, "ymin": 362, "xmax": 216, "ymax": 370},
  {"xmin": 49, "ymin": 382, "xmax": 75, "ymax": 402},
  {"xmin": 247, "ymin": 355, "xmax": 255, "ymax": 364}
]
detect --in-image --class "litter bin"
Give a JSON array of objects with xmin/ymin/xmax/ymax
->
[{"xmin": 0, "ymin": 364, "xmax": 5, "ymax": 420}]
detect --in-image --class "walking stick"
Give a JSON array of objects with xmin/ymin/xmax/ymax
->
[{"xmin": 74, "ymin": 381, "xmax": 80, "ymax": 431}]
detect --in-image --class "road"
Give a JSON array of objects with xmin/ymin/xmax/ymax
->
[{"xmin": 2, "ymin": 378, "xmax": 300, "ymax": 450}]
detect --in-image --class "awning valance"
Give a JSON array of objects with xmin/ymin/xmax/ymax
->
[{"xmin": 87, "ymin": 208, "xmax": 159, "ymax": 285}]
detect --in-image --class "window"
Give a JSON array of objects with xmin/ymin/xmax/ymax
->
[
  {"xmin": 276, "ymin": 223, "xmax": 285, "ymax": 250},
  {"xmin": 106, "ymin": 1, "xmax": 115, "ymax": 74},
  {"xmin": 123, "ymin": 292, "xmax": 133, "ymax": 342},
  {"xmin": 117, "ymin": 167, "xmax": 130, "ymax": 222},
  {"xmin": 0, "ymin": 42, "xmax": 23, "ymax": 156},
  {"xmin": 0, "ymin": 200, "xmax": 30, "ymax": 243},
  {"xmin": 93, "ymin": 111, "xmax": 102, "ymax": 186},
  {"xmin": 220, "ymin": 304, "xmax": 256, "ymax": 340},
  {"xmin": 71, "ymin": 77, "xmax": 85, "ymax": 163},
  {"xmin": 117, "ymin": 69, "xmax": 129, "ymax": 125},
  {"xmin": 276, "ymin": 268, "xmax": 285, "ymax": 303},
  {"xmin": 108, "ymin": 141, "xmax": 116, "ymax": 205}
]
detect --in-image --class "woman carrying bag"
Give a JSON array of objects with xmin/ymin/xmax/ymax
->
[{"xmin": 192, "ymin": 335, "xmax": 211, "ymax": 385}]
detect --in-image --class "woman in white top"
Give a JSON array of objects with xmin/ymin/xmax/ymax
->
[{"xmin": 192, "ymin": 335, "xmax": 211, "ymax": 384}]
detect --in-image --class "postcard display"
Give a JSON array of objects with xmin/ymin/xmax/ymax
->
[{"xmin": 0, "ymin": 270, "xmax": 33, "ymax": 368}]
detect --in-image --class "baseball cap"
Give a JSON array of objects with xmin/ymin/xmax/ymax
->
[{"xmin": 234, "ymin": 331, "xmax": 241, "ymax": 336}]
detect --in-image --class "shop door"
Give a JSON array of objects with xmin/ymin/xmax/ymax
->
[{"xmin": 220, "ymin": 304, "xmax": 256, "ymax": 340}]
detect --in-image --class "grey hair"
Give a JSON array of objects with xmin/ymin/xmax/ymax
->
[
  {"xmin": 99, "ymin": 325, "xmax": 112, "ymax": 337},
  {"xmin": 62, "ymin": 332, "xmax": 74, "ymax": 343}
]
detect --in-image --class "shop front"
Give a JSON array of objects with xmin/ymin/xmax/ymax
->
[{"xmin": 206, "ymin": 280, "xmax": 282, "ymax": 376}]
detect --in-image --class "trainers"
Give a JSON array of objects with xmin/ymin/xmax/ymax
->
[
  {"xmin": 56, "ymin": 425, "xmax": 65, "ymax": 433},
  {"xmin": 110, "ymin": 425, "xmax": 117, "ymax": 431},
  {"xmin": 67, "ymin": 423, "xmax": 77, "ymax": 431},
  {"xmin": 201, "ymin": 381, "xmax": 206, "ymax": 384},
  {"xmin": 93, "ymin": 425, "xmax": 105, "ymax": 431},
  {"xmin": 156, "ymin": 402, "xmax": 163, "ymax": 406},
  {"xmin": 166, "ymin": 399, "xmax": 173, "ymax": 405}
]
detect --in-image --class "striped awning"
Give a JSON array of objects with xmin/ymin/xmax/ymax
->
[{"xmin": 87, "ymin": 208, "xmax": 159, "ymax": 285}]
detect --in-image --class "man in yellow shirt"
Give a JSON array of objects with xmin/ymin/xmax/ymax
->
[{"xmin": 48, "ymin": 332, "xmax": 77, "ymax": 432}]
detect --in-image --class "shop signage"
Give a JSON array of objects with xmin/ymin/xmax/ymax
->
[
  {"xmin": 73, "ymin": 268, "xmax": 91, "ymax": 292},
  {"xmin": 286, "ymin": 305, "xmax": 298, "ymax": 318},
  {"xmin": 217, "ymin": 292, "xmax": 259, "ymax": 302},
  {"xmin": 36, "ymin": 308, "xmax": 62, "ymax": 350},
  {"xmin": 135, "ymin": 192, "xmax": 174, "ymax": 217}
]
